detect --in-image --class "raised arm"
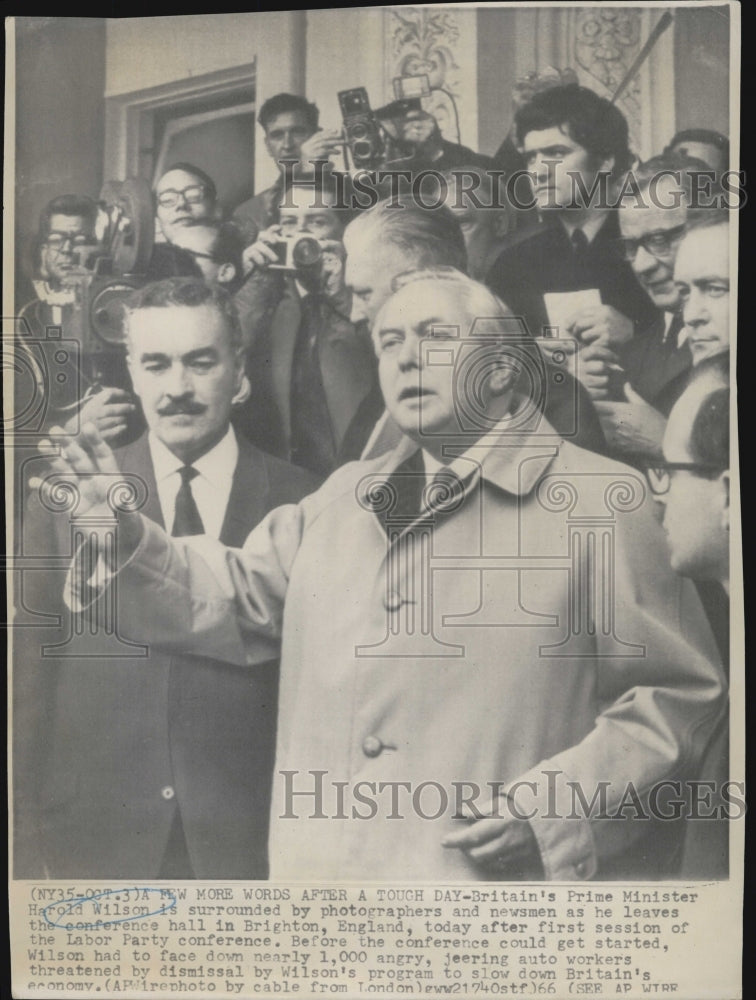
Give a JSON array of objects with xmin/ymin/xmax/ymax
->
[{"xmin": 34, "ymin": 424, "xmax": 304, "ymax": 667}]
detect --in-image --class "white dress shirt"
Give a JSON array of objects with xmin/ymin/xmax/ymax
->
[{"xmin": 149, "ymin": 426, "xmax": 238, "ymax": 540}]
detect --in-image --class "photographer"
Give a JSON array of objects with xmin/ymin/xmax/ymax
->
[
  {"xmin": 18, "ymin": 194, "xmax": 102, "ymax": 418},
  {"xmin": 233, "ymin": 176, "xmax": 382, "ymax": 476},
  {"xmin": 232, "ymin": 93, "xmax": 344, "ymax": 242}
]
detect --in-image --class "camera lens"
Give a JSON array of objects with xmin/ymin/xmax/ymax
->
[
  {"xmin": 292, "ymin": 237, "xmax": 322, "ymax": 269},
  {"xmin": 353, "ymin": 140, "xmax": 372, "ymax": 160}
]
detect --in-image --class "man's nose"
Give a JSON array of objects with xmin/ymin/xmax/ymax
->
[
  {"xmin": 531, "ymin": 153, "xmax": 551, "ymax": 180},
  {"xmin": 164, "ymin": 366, "xmax": 193, "ymax": 395},
  {"xmin": 683, "ymin": 291, "xmax": 708, "ymax": 328},
  {"xmin": 397, "ymin": 336, "xmax": 421, "ymax": 370},
  {"xmin": 634, "ymin": 244, "xmax": 661, "ymax": 275}
]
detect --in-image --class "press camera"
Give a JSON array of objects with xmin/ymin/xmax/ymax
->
[
  {"xmin": 61, "ymin": 176, "xmax": 156, "ymax": 389},
  {"xmin": 268, "ymin": 234, "xmax": 324, "ymax": 272}
]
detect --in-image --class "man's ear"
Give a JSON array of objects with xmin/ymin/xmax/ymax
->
[
  {"xmin": 217, "ymin": 262, "xmax": 236, "ymax": 285},
  {"xmin": 493, "ymin": 211, "xmax": 512, "ymax": 239},
  {"xmin": 231, "ymin": 371, "xmax": 251, "ymax": 407},
  {"xmin": 489, "ymin": 356, "xmax": 522, "ymax": 394}
]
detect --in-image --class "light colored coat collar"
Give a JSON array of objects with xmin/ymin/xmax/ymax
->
[{"xmin": 369, "ymin": 408, "xmax": 562, "ymax": 499}]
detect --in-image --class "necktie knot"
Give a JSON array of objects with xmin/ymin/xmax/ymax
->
[
  {"xmin": 179, "ymin": 465, "xmax": 199, "ymax": 485},
  {"xmin": 571, "ymin": 227, "xmax": 589, "ymax": 253}
]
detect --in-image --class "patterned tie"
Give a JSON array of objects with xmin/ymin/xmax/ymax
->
[{"xmin": 171, "ymin": 466, "xmax": 204, "ymax": 536}]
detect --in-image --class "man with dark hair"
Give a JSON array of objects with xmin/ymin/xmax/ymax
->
[
  {"xmin": 343, "ymin": 195, "xmax": 607, "ymax": 458},
  {"xmin": 646, "ymin": 358, "xmax": 730, "ymax": 878},
  {"xmin": 14, "ymin": 277, "xmax": 318, "ymax": 880},
  {"xmin": 233, "ymin": 179, "xmax": 381, "ymax": 475},
  {"xmin": 486, "ymin": 84, "xmax": 657, "ymax": 348},
  {"xmin": 17, "ymin": 194, "xmax": 101, "ymax": 427},
  {"xmin": 666, "ymin": 128, "xmax": 729, "ymax": 176},
  {"xmin": 155, "ymin": 162, "xmax": 219, "ymax": 243},
  {"xmin": 232, "ymin": 92, "xmax": 343, "ymax": 241},
  {"xmin": 171, "ymin": 221, "xmax": 246, "ymax": 294},
  {"xmin": 440, "ymin": 164, "xmax": 514, "ymax": 281},
  {"xmin": 24, "ymin": 194, "xmax": 99, "ymax": 317}
]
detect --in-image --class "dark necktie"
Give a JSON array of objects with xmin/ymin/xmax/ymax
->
[
  {"xmin": 423, "ymin": 465, "xmax": 469, "ymax": 515},
  {"xmin": 172, "ymin": 466, "xmax": 204, "ymax": 537},
  {"xmin": 290, "ymin": 294, "xmax": 337, "ymax": 477},
  {"xmin": 571, "ymin": 227, "xmax": 589, "ymax": 254}
]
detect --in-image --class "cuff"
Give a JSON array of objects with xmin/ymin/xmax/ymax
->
[{"xmin": 505, "ymin": 763, "xmax": 598, "ymax": 881}]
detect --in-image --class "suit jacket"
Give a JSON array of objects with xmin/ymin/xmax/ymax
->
[
  {"xmin": 94, "ymin": 418, "xmax": 725, "ymax": 881},
  {"xmin": 486, "ymin": 212, "xmax": 659, "ymax": 339},
  {"xmin": 232, "ymin": 181, "xmax": 282, "ymax": 244},
  {"xmin": 234, "ymin": 273, "xmax": 383, "ymax": 471},
  {"xmin": 619, "ymin": 313, "xmax": 693, "ymax": 417},
  {"xmin": 13, "ymin": 433, "xmax": 318, "ymax": 879}
]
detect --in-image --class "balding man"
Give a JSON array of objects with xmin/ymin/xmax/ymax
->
[{"xmin": 52, "ymin": 271, "xmax": 723, "ymax": 881}]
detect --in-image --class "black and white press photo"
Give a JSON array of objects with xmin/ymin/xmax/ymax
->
[{"xmin": 5, "ymin": 6, "xmax": 742, "ymax": 999}]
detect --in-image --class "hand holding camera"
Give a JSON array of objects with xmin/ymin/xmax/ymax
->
[
  {"xmin": 241, "ymin": 225, "xmax": 287, "ymax": 275},
  {"xmin": 299, "ymin": 129, "xmax": 345, "ymax": 169}
]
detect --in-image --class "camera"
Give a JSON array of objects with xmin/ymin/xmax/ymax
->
[
  {"xmin": 61, "ymin": 177, "xmax": 156, "ymax": 390},
  {"xmin": 269, "ymin": 235, "xmax": 324, "ymax": 272},
  {"xmin": 338, "ymin": 87, "xmax": 385, "ymax": 171}
]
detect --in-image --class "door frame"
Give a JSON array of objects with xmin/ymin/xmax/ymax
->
[{"xmin": 103, "ymin": 61, "xmax": 256, "ymax": 186}]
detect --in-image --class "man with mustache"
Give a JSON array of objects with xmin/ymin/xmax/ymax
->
[
  {"xmin": 14, "ymin": 278, "xmax": 317, "ymax": 879},
  {"xmin": 47, "ymin": 271, "xmax": 723, "ymax": 880}
]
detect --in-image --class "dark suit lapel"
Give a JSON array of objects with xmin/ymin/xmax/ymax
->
[
  {"xmin": 220, "ymin": 437, "xmax": 271, "ymax": 547},
  {"xmin": 115, "ymin": 434, "xmax": 164, "ymax": 529}
]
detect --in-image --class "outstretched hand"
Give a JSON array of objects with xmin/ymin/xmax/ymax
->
[{"xmin": 33, "ymin": 423, "xmax": 119, "ymax": 516}]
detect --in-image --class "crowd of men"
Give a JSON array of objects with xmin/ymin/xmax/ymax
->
[{"xmin": 13, "ymin": 81, "xmax": 734, "ymax": 883}]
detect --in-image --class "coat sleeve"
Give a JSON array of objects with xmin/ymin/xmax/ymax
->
[
  {"xmin": 66, "ymin": 500, "xmax": 309, "ymax": 668},
  {"xmin": 503, "ymin": 496, "xmax": 727, "ymax": 881}
]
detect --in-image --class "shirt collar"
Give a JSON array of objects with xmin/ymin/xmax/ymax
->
[
  {"xmin": 148, "ymin": 425, "xmax": 238, "ymax": 483},
  {"xmin": 382, "ymin": 400, "xmax": 561, "ymax": 500},
  {"xmin": 33, "ymin": 279, "xmax": 76, "ymax": 306},
  {"xmin": 559, "ymin": 212, "xmax": 607, "ymax": 245}
]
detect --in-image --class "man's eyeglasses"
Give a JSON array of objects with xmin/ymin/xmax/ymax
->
[
  {"xmin": 156, "ymin": 185, "xmax": 208, "ymax": 209},
  {"xmin": 44, "ymin": 231, "xmax": 96, "ymax": 250},
  {"xmin": 645, "ymin": 462, "xmax": 727, "ymax": 496},
  {"xmin": 615, "ymin": 224, "xmax": 687, "ymax": 262}
]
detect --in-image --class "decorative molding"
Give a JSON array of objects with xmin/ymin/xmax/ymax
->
[
  {"xmin": 512, "ymin": 7, "xmax": 675, "ymax": 161},
  {"xmin": 384, "ymin": 7, "xmax": 477, "ymax": 149}
]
